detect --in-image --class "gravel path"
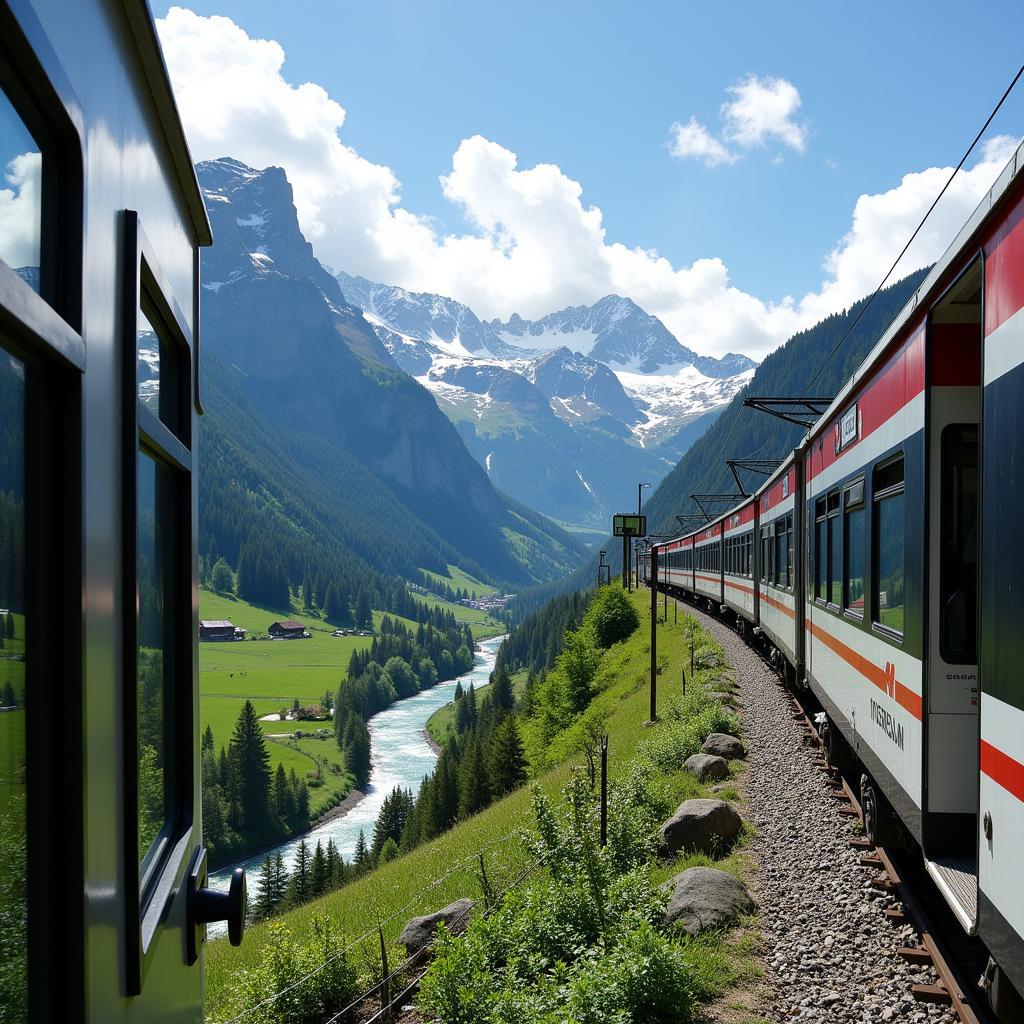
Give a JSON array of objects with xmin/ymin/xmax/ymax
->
[{"xmin": 684, "ymin": 601, "xmax": 957, "ymax": 1024}]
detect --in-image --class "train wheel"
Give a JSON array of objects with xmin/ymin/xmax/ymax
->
[
  {"xmin": 983, "ymin": 958, "xmax": 1024, "ymax": 1024},
  {"xmin": 860, "ymin": 774, "xmax": 902, "ymax": 848},
  {"xmin": 822, "ymin": 718, "xmax": 852, "ymax": 772}
]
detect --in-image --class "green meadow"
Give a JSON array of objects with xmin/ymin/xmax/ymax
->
[{"xmin": 420, "ymin": 563, "xmax": 497, "ymax": 599}]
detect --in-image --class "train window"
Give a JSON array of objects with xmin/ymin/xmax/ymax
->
[
  {"xmin": 774, "ymin": 519, "xmax": 788, "ymax": 587},
  {"xmin": 0, "ymin": 88, "xmax": 42, "ymax": 292},
  {"xmin": 815, "ymin": 498, "xmax": 826, "ymax": 601},
  {"xmin": 844, "ymin": 480, "xmax": 865, "ymax": 617},
  {"xmin": 786, "ymin": 514, "xmax": 794, "ymax": 589},
  {"xmin": 939, "ymin": 425, "xmax": 978, "ymax": 663},
  {"xmin": 0, "ymin": 347, "xmax": 27, "ymax": 1021},
  {"xmin": 827, "ymin": 490, "xmax": 841, "ymax": 606},
  {"xmin": 873, "ymin": 458, "xmax": 905, "ymax": 637}
]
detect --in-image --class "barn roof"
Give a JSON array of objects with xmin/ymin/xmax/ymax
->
[
  {"xmin": 200, "ymin": 620, "xmax": 235, "ymax": 629},
  {"xmin": 270, "ymin": 619, "xmax": 305, "ymax": 630}
]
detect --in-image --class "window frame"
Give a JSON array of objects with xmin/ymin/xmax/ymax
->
[
  {"xmin": 0, "ymin": 9, "xmax": 85, "ymax": 1021},
  {"xmin": 121, "ymin": 212, "xmax": 196, "ymax": 994},
  {"xmin": 842, "ymin": 477, "xmax": 866, "ymax": 619},
  {"xmin": 814, "ymin": 496, "xmax": 827, "ymax": 603},
  {"xmin": 871, "ymin": 453, "xmax": 906, "ymax": 643},
  {"xmin": 826, "ymin": 489, "xmax": 841, "ymax": 609}
]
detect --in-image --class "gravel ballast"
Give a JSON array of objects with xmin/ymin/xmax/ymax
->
[{"xmin": 683, "ymin": 601, "xmax": 957, "ymax": 1024}]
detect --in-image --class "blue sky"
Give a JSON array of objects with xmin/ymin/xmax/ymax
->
[{"xmin": 155, "ymin": 1, "xmax": 1024, "ymax": 358}]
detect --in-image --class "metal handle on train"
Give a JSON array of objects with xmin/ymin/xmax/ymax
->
[{"xmin": 187, "ymin": 848, "xmax": 247, "ymax": 962}]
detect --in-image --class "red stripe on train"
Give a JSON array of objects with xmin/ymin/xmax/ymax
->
[
  {"xmin": 985, "ymin": 188, "xmax": 1024, "ymax": 337},
  {"xmin": 981, "ymin": 740, "xmax": 1024, "ymax": 804},
  {"xmin": 805, "ymin": 617, "xmax": 923, "ymax": 720}
]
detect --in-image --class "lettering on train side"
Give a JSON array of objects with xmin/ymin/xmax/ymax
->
[
  {"xmin": 883, "ymin": 661, "xmax": 896, "ymax": 699},
  {"xmin": 870, "ymin": 698, "xmax": 905, "ymax": 751}
]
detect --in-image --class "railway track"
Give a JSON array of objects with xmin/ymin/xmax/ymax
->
[{"xmin": 673, "ymin": 585, "xmax": 1000, "ymax": 1024}]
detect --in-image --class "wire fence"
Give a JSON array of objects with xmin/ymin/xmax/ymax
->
[{"xmin": 219, "ymin": 825, "xmax": 527, "ymax": 1024}]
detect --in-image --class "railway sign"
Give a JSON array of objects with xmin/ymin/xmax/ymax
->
[{"xmin": 612, "ymin": 513, "xmax": 647, "ymax": 537}]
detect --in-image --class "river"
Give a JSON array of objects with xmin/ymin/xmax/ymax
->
[{"xmin": 208, "ymin": 633, "xmax": 505, "ymax": 932}]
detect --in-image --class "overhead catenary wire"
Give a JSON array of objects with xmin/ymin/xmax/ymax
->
[{"xmin": 710, "ymin": 59, "xmax": 1024, "ymax": 499}]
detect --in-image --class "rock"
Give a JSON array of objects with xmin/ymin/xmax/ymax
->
[
  {"xmin": 660, "ymin": 798, "xmax": 743, "ymax": 854},
  {"xmin": 708, "ymin": 690, "xmax": 736, "ymax": 706},
  {"xmin": 703, "ymin": 732, "xmax": 746, "ymax": 759},
  {"xmin": 684, "ymin": 752, "xmax": 729, "ymax": 782},
  {"xmin": 399, "ymin": 898, "xmax": 474, "ymax": 959},
  {"xmin": 662, "ymin": 866, "xmax": 754, "ymax": 934}
]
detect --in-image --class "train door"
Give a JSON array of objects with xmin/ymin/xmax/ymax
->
[{"xmin": 923, "ymin": 258, "xmax": 981, "ymax": 931}]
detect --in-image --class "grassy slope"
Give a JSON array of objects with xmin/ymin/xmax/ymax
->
[
  {"xmin": 420, "ymin": 564, "xmax": 497, "ymax": 599},
  {"xmin": 204, "ymin": 589, "xmax": 756, "ymax": 1020}
]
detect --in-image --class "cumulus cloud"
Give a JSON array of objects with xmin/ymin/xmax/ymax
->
[
  {"xmin": 0, "ymin": 150, "xmax": 42, "ymax": 271},
  {"xmin": 667, "ymin": 117, "xmax": 737, "ymax": 168},
  {"xmin": 722, "ymin": 75, "xmax": 806, "ymax": 152},
  {"xmin": 158, "ymin": 8, "xmax": 1019, "ymax": 362}
]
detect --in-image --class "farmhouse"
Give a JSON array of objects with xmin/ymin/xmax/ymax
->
[
  {"xmin": 199, "ymin": 620, "xmax": 237, "ymax": 642},
  {"xmin": 268, "ymin": 619, "xmax": 308, "ymax": 639}
]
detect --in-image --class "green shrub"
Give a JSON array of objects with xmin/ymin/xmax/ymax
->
[{"xmin": 587, "ymin": 586, "xmax": 641, "ymax": 648}]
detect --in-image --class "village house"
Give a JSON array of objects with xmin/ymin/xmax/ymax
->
[
  {"xmin": 199, "ymin": 620, "xmax": 237, "ymax": 642},
  {"xmin": 268, "ymin": 619, "xmax": 308, "ymax": 639}
]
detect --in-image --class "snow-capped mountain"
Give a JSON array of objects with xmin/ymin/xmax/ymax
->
[
  {"xmin": 334, "ymin": 269, "xmax": 756, "ymax": 532},
  {"xmin": 490, "ymin": 296, "xmax": 755, "ymax": 377}
]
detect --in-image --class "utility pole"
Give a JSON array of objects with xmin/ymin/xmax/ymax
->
[
  {"xmin": 649, "ymin": 544, "xmax": 658, "ymax": 723},
  {"xmin": 636, "ymin": 482, "xmax": 650, "ymax": 591}
]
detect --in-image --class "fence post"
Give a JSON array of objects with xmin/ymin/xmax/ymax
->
[
  {"xmin": 649, "ymin": 545, "xmax": 659, "ymax": 723},
  {"xmin": 682, "ymin": 665, "xmax": 686, "ymax": 698},
  {"xmin": 599, "ymin": 734, "xmax": 608, "ymax": 846},
  {"xmin": 478, "ymin": 852, "xmax": 493, "ymax": 912},
  {"xmin": 378, "ymin": 924, "xmax": 391, "ymax": 1022},
  {"xmin": 689, "ymin": 621, "xmax": 695, "ymax": 679}
]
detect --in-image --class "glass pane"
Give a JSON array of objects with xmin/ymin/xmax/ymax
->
[
  {"xmin": 829, "ymin": 513, "xmax": 841, "ymax": 605},
  {"xmin": 0, "ymin": 89, "xmax": 41, "ymax": 292},
  {"xmin": 816, "ymin": 519, "xmax": 826, "ymax": 599},
  {"xmin": 138, "ymin": 452, "xmax": 171, "ymax": 863},
  {"xmin": 877, "ymin": 493, "xmax": 905, "ymax": 634},
  {"xmin": 137, "ymin": 307, "xmax": 160, "ymax": 414},
  {"xmin": 0, "ymin": 348, "xmax": 27, "ymax": 1022},
  {"xmin": 940, "ymin": 426, "xmax": 978, "ymax": 663},
  {"xmin": 845, "ymin": 507, "xmax": 865, "ymax": 614}
]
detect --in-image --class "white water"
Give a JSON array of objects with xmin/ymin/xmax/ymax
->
[{"xmin": 207, "ymin": 634, "xmax": 505, "ymax": 934}]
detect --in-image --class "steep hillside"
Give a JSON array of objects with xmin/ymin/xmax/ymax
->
[{"xmin": 197, "ymin": 158, "xmax": 585, "ymax": 585}]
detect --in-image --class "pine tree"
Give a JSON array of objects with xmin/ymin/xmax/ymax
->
[
  {"xmin": 487, "ymin": 717, "xmax": 527, "ymax": 797},
  {"xmin": 291, "ymin": 768, "xmax": 311, "ymax": 824},
  {"xmin": 355, "ymin": 591, "xmax": 373, "ymax": 629},
  {"xmin": 453, "ymin": 681, "xmax": 464, "ymax": 702},
  {"xmin": 302, "ymin": 570, "xmax": 313, "ymax": 610},
  {"xmin": 231, "ymin": 700, "xmax": 273, "ymax": 832},
  {"xmin": 353, "ymin": 830, "xmax": 371, "ymax": 872},
  {"xmin": 289, "ymin": 839, "xmax": 311, "ymax": 904},
  {"xmin": 310, "ymin": 840, "xmax": 328, "ymax": 896},
  {"xmin": 490, "ymin": 664, "xmax": 514, "ymax": 712},
  {"xmin": 202, "ymin": 724, "xmax": 215, "ymax": 754},
  {"xmin": 254, "ymin": 854, "xmax": 276, "ymax": 919},
  {"xmin": 1, "ymin": 680, "xmax": 15, "ymax": 707},
  {"xmin": 273, "ymin": 763, "xmax": 295, "ymax": 825},
  {"xmin": 378, "ymin": 837, "xmax": 399, "ymax": 864},
  {"xmin": 5, "ymin": 612, "xmax": 13, "ymax": 639},
  {"xmin": 272, "ymin": 851, "xmax": 289, "ymax": 906},
  {"xmin": 457, "ymin": 739, "xmax": 490, "ymax": 818},
  {"xmin": 326, "ymin": 839, "xmax": 344, "ymax": 889}
]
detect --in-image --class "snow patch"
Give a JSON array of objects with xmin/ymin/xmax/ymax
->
[
  {"xmin": 575, "ymin": 470, "xmax": 596, "ymax": 498},
  {"xmin": 236, "ymin": 212, "xmax": 265, "ymax": 227}
]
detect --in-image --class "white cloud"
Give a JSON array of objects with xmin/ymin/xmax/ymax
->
[
  {"xmin": 667, "ymin": 117, "xmax": 737, "ymax": 168},
  {"xmin": 722, "ymin": 75, "xmax": 806, "ymax": 152},
  {"xmin": 0, "ymin": 150, "xmax": 41, "ymax": 271},
  {"xmin": 158, "ymin": 9, "xmax": 1020, "ymax": 363}
]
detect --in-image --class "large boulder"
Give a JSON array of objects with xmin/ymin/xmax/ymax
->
[
  {"xmin": 683, "ymin": 752, "xmax": 729, "ymax": 783},
  {"xmin": 703, "ymin": 732, "xmax": 746, "ymax": 759},
  {"xmin": 662, "ymin": 866, "xmax": 755, "ymax": 934},
  {"xmin": 660, "ymin": 798, "xmax": 742, "ymax": 855},
  {"xmin": 399, "ymin": 898, "xmax": 474, "ymax": 959}
]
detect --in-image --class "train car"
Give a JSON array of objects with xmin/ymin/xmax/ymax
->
[
  {"xmin": 0, "ymin": 2, "xmax": 243, "ymax": 1022},
  {"xmin": 692, "ymin": 519, "xmax": 724, "ymax": 605},
  {"xmin": 658, "ymin": 534, "xmax": 693, "ymax": 594},
  {"xmin": 722, "ymin": 496, "xmax": 756, "ymax": 624},
  {"xmin": 755, "ymin": 460, "xmax": 800, "ymax": 669}
]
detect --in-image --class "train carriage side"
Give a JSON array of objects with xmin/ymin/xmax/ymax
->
[
  {"xmin": 755, "ymin": 462, "xmax": 799, "ymax": 665},
  {"xmin": 978, "ymin": 175, "xmax": 1024, "ymax": 1009},
  {"xmin": 803, "ymin": 322, "xmax": 927, "ymax": 842},
  {"xmin": 723, "ymin": 498, "xmax": 756, "ymax": 624},
  {"xmin": 660, "ymin": 535, "xmax": 693, "ymax": 595},
  {"xmin": 693, "ymin": 520, "xmax": 724, "ymax": 605}
]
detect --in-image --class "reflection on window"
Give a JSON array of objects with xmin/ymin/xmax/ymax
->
[
  {"xmin": 939, "ymin": 426, "xmax": 978, "ymax": 663},
  {"xmin": 0, "ymin": 88, "xmax": 42, "ymax": 292},
  {"xmin": 827, "ymin": 491, "xmax": 841, "ymax": 605},
  {"xmin": 874, "ymin": 459, "xmax": 906, "ymax": 636},
  {"xmin": 845, "ymin": 505, "xmax": 865, "ymax": 615},
  {"xmin": 815, "ymin": 499, "xmax": 826, "ymax": 600},
  {"xmin": 0, "ymin": 348, "xmax": 27, "ymax": 1022},
  {"xmin": 137, "ymin": 307, "xmax": 160, "ymax": 414},
  {"xmin": 138, "ymin": 452, "xmax": 170, "ymax": 864}
]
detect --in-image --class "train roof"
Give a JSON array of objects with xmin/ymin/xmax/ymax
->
[{"xmin": 126, "ymin": 1, "xmax": 212, "ymax": 246}]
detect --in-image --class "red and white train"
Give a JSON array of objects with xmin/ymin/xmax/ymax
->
[{"xmin": 642, "ymin": 141, "xmax": 1024, "ymax": 1022}]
